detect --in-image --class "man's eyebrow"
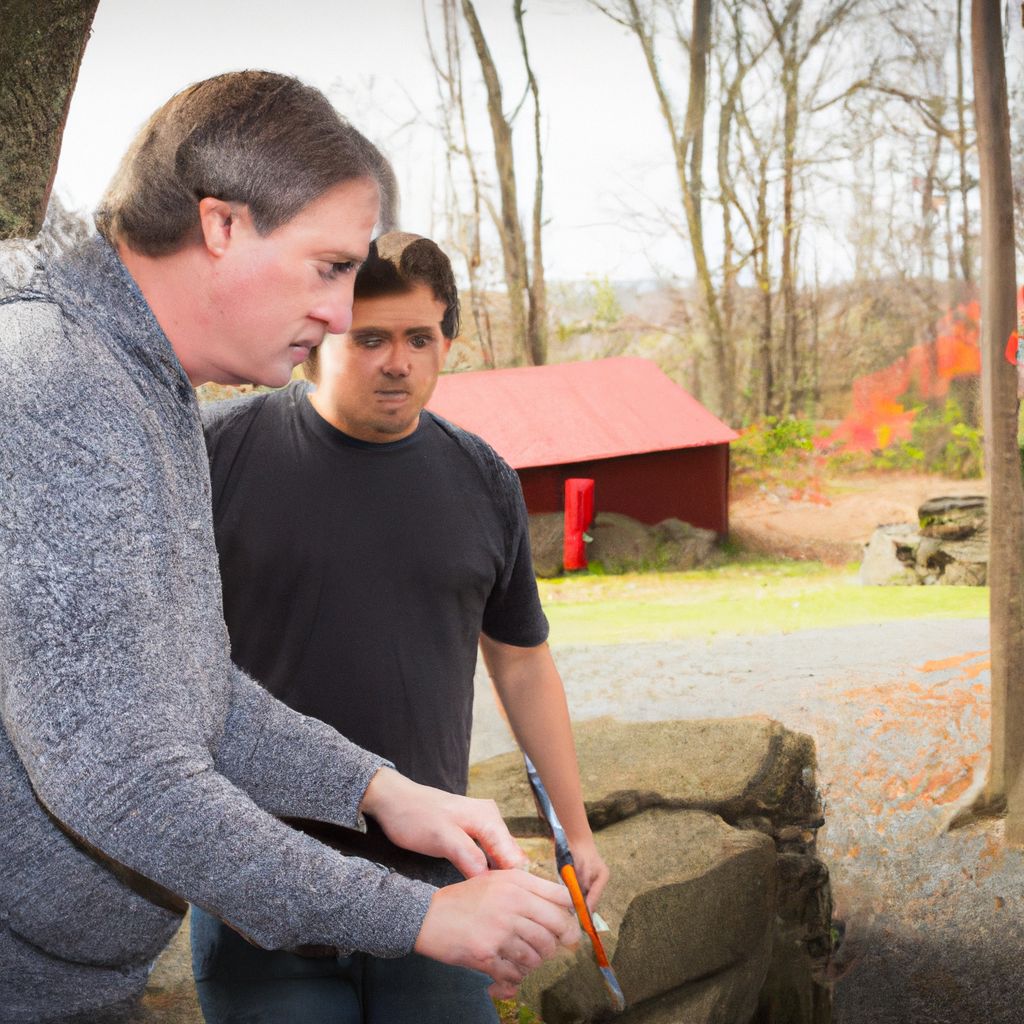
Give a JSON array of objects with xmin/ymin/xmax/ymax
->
[{"xmin": 321, "ymin": 250, "xmax": 366, "ymax": 265}]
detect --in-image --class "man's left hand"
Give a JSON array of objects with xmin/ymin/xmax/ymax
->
[{"xmin": 567, "ymin": 832, "xmax": 610, "ymax": 911}]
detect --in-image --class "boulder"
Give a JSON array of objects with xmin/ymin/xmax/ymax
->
[
  {"xmin": 860, "ymin": 495, "xmax": 988, "ymax": 586},
  {"xmin": 650, "ymin": 517, "xmax": 719, "ymax": 572},
  {"xmin": 858, "ymin": 523, "xmax": 919, "ymax": 586},
  {"xmin": 520, "ymin": 809, "xmax": 776, "ymax": 1024},
  {"xmin": 470, "ymin": 718, "xmax": 832, "ymax": 1024},
  {"xmin": 587, "ymin": 512, "xmax": 659, "ymax": 573},
  {"xmin": 469, "ymin": 717, "xmax": 822, "ymax": 837},
  {"xmin": 529, "ymin": 510, "xmax": 720, "ymax": 577},
  {"xmin": 528, "ymin": 511, "xmax": 567, "ymax": 578}
]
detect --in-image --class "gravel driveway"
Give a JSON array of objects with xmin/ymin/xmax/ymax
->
[{"xmin": 472, "ymin": 618, "xmax": 1024, "ymax": 1024}]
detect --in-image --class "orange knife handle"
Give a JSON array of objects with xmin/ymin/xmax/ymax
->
[{"xmin": 559, "ymin": 863, "xmax": 612, "ymax": 970}]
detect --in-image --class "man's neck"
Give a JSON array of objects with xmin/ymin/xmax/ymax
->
[{"xmin": 117, "ymin": 241, "xmax": 213, "ymax": 385}]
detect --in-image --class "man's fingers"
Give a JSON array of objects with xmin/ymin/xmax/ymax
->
[
  {"xmin": 498, "ymin": 934, "xmax": 544, "ymax": 972},
  {"xmin": 473, "ymin": 809, "xmax": 529, "ymax": 870},
  {"xmin": 441, "ymin": 829, "xmax": 488, "ymax": 879},
  {"xmin": 484, "ymin": 954, "xmax": 528, "ymax": 997},
  {"xmin": 583, "ymin": 864, "xmax": 610, "ymax": 911},
  {"xmin": 511, "ymin": 916, "xmax": 562, "ymax": 962}
]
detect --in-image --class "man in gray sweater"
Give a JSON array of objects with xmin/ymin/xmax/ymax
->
[{"xmin": 0, "ymin": 71, "xmax": 575, "ymax": 1024}]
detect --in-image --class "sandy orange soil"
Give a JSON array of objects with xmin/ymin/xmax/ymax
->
[{"xmin": 730, "ymin": 471, "xmax": 987, "ymax": 564}]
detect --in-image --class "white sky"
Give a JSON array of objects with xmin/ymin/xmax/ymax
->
[
  {"xmin": 56, "ymin": 1, "xmax": 1024, "ymax": 285},
  {"xmin": 54, "ymin": 0, "xmax": 683, "ymax": 281}
]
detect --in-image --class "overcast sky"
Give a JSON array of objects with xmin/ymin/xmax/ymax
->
[
  {"xmin": 54, "ymin": 1, "xmax": 1024, "ymax": 285},
  {"xmin": 54, "ymin": 0, "xmax": 687, "ymax": 281}
]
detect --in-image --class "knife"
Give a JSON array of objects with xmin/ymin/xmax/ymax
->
[{"xmin": 523, "ymin": 753, "xmax": 626, "ymax": 1013}]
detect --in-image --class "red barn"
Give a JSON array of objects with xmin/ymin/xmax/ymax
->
[{"xmin": 428, "ymin": 356, "xmax": 738, "ymax": 535}]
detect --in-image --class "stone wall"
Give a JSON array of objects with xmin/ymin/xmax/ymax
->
[{"xmin": 469, "ymin": 717, "xmax": 833, "ymax": 1024}]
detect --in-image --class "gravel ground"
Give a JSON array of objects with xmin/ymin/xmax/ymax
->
[{"xmin": 471, "ymin": 618, "xmax": 1024, "ymax": 1024}]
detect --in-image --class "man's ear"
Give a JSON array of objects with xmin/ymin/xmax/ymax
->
[
  {"xmin": 440, "ymin": 336, "xmax": 454, "ymax": 369},
  {"xmin": 197, "ymin": 197, "xmax": 241, "ymax": 257}
]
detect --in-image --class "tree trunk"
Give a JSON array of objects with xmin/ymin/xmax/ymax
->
[
  {"xmin": 0, "ymin": 0, "xmax": 99, "ymax": 238},
  {"xmin": 967, "ymin": 0, "xmax": 1024, "ymax": 835},
  {"xmin": 461, "ymin": 0, "xmax": 532, "ymax": 365},
  {"xmin": 427, "ymin": 0, "xmax": 496, "ymax": 367},
  {"xmin": 514, "ymin": 0, "xmax": 548, "ymax": 366},
  {"xmin": 683, "ymin": 0, "xmax": 731, "ymax": 421},
  {"xmin": 755, "ymin": 152, "xmax": 775, "ymax": 417},
  {"xmin": 778, "ymin": 12, "xmax": 800, "ymax": 414},
  {"xmin": 956, "ymin": 0, "xmax": 972, "ymax": 284}
]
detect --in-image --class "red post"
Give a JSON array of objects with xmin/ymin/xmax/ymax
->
[{"xmin": 563, "ymin": 478, "xmax": 595, "ymax": 571}]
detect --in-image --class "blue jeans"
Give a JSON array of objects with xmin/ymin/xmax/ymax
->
[{"xmin": 190, "ymin": 907, "xmax": 499, "ymax": 1024}]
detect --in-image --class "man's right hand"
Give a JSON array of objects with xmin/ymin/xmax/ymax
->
[{"xmin": 413, "ymin": 869, "xmax": 580, "ymax": 999}]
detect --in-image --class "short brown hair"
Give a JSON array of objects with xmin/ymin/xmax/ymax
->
[
  {"xmin": 95, "ymin": 70, "xmax": 397, "ymax": 256},
  {"xmin": 304, "ymin": 232, "xmax": 460, "ymax": 382}
]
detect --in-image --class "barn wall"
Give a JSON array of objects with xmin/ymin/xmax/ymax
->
[{"xmin": 517, "ymin": 444, "xmax": 731, "ymax": 535}]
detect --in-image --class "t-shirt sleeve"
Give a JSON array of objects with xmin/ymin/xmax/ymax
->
[{"xmin": 481, "ymin": 461, "xmax": 550, "ymax": 648}]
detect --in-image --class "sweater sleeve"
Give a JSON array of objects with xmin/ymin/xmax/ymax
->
[
  {"xmin": 0, "ymin": 319, "xmax": 435, "ymax": 957},
  {"xmin": 216, "ymin": 661, "xmax": 385, "ymax": 828}
]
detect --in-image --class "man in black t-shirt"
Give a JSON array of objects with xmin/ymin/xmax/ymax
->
[{"xmin": 193, "ymin": 233, "xmax": 608, "ymax": 1023}]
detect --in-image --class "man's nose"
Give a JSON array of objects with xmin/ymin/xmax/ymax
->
[
  {"xmin": 381, "ymin": 345, "xmax": 411, "ymax": 377},
  {"xmin": 312, "ymin": 285, "xmax": 354, "ymax": 335}
]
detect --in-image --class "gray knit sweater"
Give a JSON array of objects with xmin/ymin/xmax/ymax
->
[{"xmin": 0, "ymin": 237, "xmax": 435, "ymax": 1023}]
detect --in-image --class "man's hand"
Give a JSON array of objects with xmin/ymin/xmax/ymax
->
[
  {"xmin": 360, "ymin": 767, "xmax": 527, "ymax": 878},
  {"xmin": 414, "ymin": 870, "xmax": 580, "ymax": 999},
  {"xmin": 567, "ymin": 832, "xmax": 610, "ymax": 911}
]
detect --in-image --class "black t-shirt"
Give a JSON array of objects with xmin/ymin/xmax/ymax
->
[{"xmin": 202, "ymin": 381, "xmax": 548, "ymax": 881}]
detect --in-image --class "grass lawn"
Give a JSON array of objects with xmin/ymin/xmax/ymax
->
[{"xmin": 538, "ymin": 558, "xmax": 988, "ymax": 646}]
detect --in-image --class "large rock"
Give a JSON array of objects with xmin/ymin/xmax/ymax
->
[
  {"xmin": 469, "ymin": 717, "xmax": 822, "ymax": 837},
  {"xmin": 520, "ymin": 810, "xmax": 776, "ymax": 1024},
  {"xmin": 528, "ymin": 511, "xmax": 566, "ymax": 578},
  {"xmin": 858, "ymin": 522, "xmax": 919, "ymax": 585},
  {"xmin": 470, "ymin": 718, "xmax": 832, "ymax": 1024},
  {"xmin": 528, "ymin": 511, "xmax": 719, "ymax": 577},
  {"xmin": 860, "ymin": 495, "xmax": 988, "ymax": 586},
  {"xmin": 588, "ymin": 513, "xmax": 718, "ymax": 574},
  {"xmin": 648, "ymin": 517, "xmax": 719, "ymax": 572}
]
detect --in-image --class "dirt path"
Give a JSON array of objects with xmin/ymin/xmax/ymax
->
[{"xmin": 730, "ymin": 472, "xmax": 986, "ymax": 564}]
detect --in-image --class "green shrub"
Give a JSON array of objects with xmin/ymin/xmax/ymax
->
[
  {"xmin": 875, "ymin": 399, "xmax": 982, "ymax": 478},
  {"xmin": 733, "ymin": 416, "xmax": 817, "ymax": 478}
]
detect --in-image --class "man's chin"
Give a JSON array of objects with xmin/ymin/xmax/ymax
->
[{"xmin": 370, "ymin": 412, "xmax": 421, "ymax": 441}]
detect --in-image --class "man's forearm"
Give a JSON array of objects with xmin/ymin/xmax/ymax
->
[{"xmin": 479, "ymin": 637, "xmax": 591, "ymax": 844}]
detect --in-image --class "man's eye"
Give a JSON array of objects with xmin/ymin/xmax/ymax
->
[
  {"xmin": 358, "ymin": 336, "xmax": 384, "ymax": 348},
  {"xmin": 410, "ymin": 335, "xmax": 432, "ymax": 349},
  {"xmin": 320, "ymin": 261, "xmax": 356, "ymax": 281}
]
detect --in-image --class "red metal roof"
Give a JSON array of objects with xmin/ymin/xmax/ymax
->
[{"xmin": 428, "ymin": 356, "xmax": 738, "ymax": 470}]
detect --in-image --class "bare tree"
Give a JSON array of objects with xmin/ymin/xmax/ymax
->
[
  {"xmin": 757, "ymin": 0, "xmax": 860, "ymax": 413},
  {"xmin": 591, "ymin": 0, "xmax": 737, "ymax": 421},
  {"xmin": 514, "ymin": 0, "xmax": 548, "ymax": 366},
  {"xmin": 424, "ymin": 0, "xmax": 497, "ymax": 367},
  {"xmin": 459, "ymin": 0, "xmax": 546, "ymax": 366}
]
